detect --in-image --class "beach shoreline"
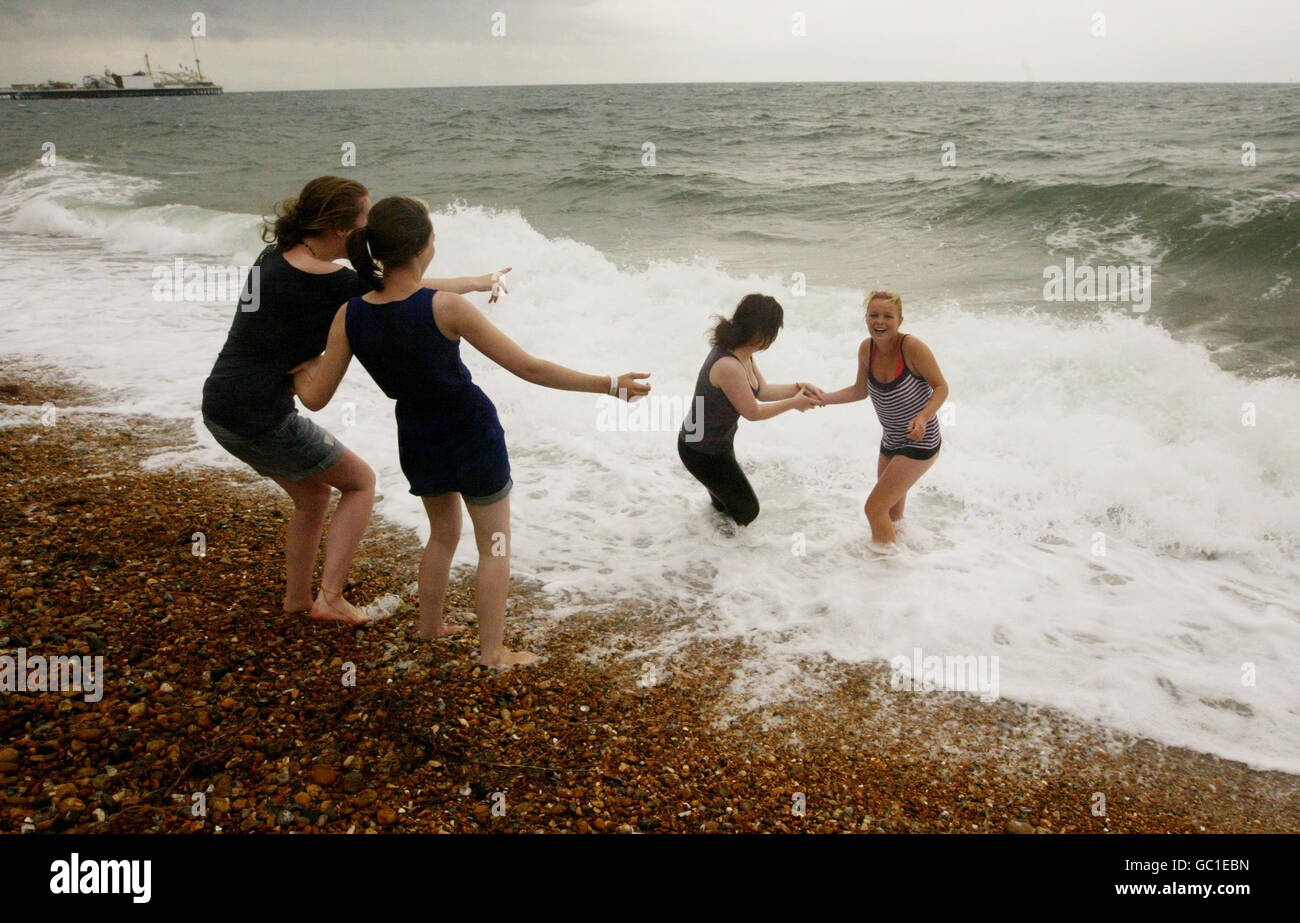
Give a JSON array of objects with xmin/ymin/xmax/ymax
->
[{"xmin": 1, "ymin": 359, "xmax": 1297, "ymax": 834}]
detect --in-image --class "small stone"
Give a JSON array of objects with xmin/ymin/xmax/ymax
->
[
  {"xmin": 127, "ymin": 702, "xmax": 146, "ymax": 720},
  {"xmin": 342, "ymin": 772, "xmax": 364, "ymax": 794},
  {"xmin": 354, "ymin": 790, "xmax": 378, "ymax": 808},
  {"xmin": 377, "ymin": 808, "xmax": 396, "ymax": 826},
  {"xmin": 310, "ymin": 764, "xmax": 336, "ymax": 786},
  {"xmin": 0, "ymin": 748, "xmax": 19, "ymax": 763},
  {"xmin": 1006, "ymin": 820, "xmax": 1035, "ymax": 835}
]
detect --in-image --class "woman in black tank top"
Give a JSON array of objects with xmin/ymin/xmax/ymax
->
[
  {"xmin": 201, "ymin": 178, "xmax": 513, "ymax": 625},
  {"xmin": 678, "ymin": 294, "xmax": 826, "ymax": 526}
]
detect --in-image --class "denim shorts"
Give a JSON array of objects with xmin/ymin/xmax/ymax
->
[
  {"xmin": 203, "ymin": 412, "xmax": 346, "ymax": 481},
  {"xmin": 453, "ymin": 478, "xmax": 513, "ymax": 506}
]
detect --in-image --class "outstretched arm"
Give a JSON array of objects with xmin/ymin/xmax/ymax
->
[
  {"xmin": 436, "ymin": 291, "xmax": 650, "ymax": 400},
  {"xmin": 290, "ymin": 305, "xmax": 353, "ymax": 411},
  {"xmin": 714, "ymin": 357, "xmax": 817, "ymax": 421},
  {"xmin": 751, "ymin": 357, "xmax": 825, "ymax": 402},
  {"xmin": 422, "ymin": 267, "xmax": 511, "ymax": 301},
  {"xmin": 821, "ymin": 339, "xmax": 871, "ymax": 405}
]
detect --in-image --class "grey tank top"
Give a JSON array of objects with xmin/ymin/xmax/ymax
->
[{"xmin": 679, "ymin": 345, "xmax": 759, "ymax": 455}]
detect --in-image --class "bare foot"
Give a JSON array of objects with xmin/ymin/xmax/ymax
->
[
  {"xmin": 283, "ymin": 597, "xmax": 314, "ymax": 615},
  {"xmin": 479, "ymin": 649, "xmax": 542, "ymax": 670},
  {"xmin": 417, "ymin": 619, "xmax": 468, "ymax": 641},
  {"xmin": 309, "ymin": 588, "xmax": 371, "ymax": 626}
]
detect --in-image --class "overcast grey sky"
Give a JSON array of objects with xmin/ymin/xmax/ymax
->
[{"xmin": 1, "ymin": 0, "xmax": 1296, "ymax": 91}]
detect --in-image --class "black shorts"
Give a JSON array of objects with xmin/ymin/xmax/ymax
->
[{"xmin": 880, "ymin": 441, "xmax": 941, "ymax": 461}]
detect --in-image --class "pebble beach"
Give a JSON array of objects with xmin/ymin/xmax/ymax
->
[{"xmin": 2, "ymin": 362, "xmax": 1297, "ymax": 835}]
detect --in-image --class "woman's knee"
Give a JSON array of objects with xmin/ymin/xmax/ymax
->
[
  {"xmin": 864, "ymin": 494, "xmax": 891, "ymax": 520},
  {"xmin": 473, "ymin": 525, "xmax": 509, "ymax": 560},
  {"xmin": 354, "ymin": 463, "xmax": 376, "ymax": 495},
  {"xmin": 328, "ymin": 454, "xmax": 375, "ymax": 495}
]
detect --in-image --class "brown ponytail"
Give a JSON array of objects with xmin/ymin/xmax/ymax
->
[
  {"xmin": 262, "ymin": 176, "xmax": 369, "ymax": 250},
  {"xmin": 711, "ymin": 293, "xmax": 784, "ymax": 351},
  {"xmin": 345, "ymin": 227, "xmax": 381, "ymax": 291},
  {"xmin": 343, "ymin": 196, "xmax": 432, "ymax": 292}
]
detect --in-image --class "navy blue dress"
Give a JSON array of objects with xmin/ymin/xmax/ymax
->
[{"xmin": 345, "ymin": 288, "xmax": 511, "ymax": 499}]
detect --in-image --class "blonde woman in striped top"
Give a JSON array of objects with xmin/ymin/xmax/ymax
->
[{"xmin": 822, "ymin": 291, "xmax": 949, "ymax": 544}]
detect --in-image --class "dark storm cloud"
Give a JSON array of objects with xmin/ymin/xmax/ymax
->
[
  {"xmin": 1, "ymin": 0, "xmax": 1296, "ymax": 87},
  {"xmin": 0, "ymin": 0, "xmax": 600, "ymax": 43}
]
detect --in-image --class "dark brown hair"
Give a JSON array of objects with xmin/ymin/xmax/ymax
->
[
  {"xmin": 710, "ymin": 293, "xmax": 784, "ymax": 351},
  {"xmin": 344, "ymin": 196, "xmax": 433, "ymax": 291},
  {"xmin": 261, "ymin": 176, "xmax": 369, "ymax": 250}
]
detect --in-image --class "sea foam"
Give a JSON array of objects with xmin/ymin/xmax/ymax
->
[{"xmin": 2, "ymin": 162, "xmax": 1298, "ymax": 772}]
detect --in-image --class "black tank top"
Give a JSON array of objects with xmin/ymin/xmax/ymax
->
[
  {"xmin": 680, "ymin": 345, "xmax": 759, "ymax": 455},
  {"xmin": 201, "ymin": 246, "xmax": 371, "ymax": 435}
]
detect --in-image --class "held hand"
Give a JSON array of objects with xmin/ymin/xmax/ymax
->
[
  {"xmin": 615, "ymin": 372, "xmax": 652, "ymax": 403},
  {"xmin": 792, "ymin": 389, "xmax": 820, "ymax": 412},
  {"xmin": 906, "ymin": 413, "xmax": 929, "ymax": 441},
  {"xmin": 796, "ymin": 385, "xmax": 825, "ymax": 409},
  {"xmin": 481, "ymin": 267, "xmax": 511, "ymax": 302},
  {"xmin": 796, "ymin": 381, "xmax": 827, "ymax": 403}
]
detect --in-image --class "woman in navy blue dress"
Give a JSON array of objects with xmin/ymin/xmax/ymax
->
[{"xmin": 292, "ymin": 197, "xmax": 650, "ymax": 669}]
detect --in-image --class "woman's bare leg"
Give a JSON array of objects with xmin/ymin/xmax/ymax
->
[
  {"xmin": 865, "ymin": 453, "xmax": 938, "ymax": 544},
  {"xmin": 269, "ymin": 475, "xmax": 332, "ymax": 613},
  {"xmin": 464, "ymin": 495, "xmax": 539, "ymax": 669},
  {"xmin": 274, "ymin": 448, "xmax": 375, "ymax": 624},
  {"xmin": 418, "ymin": 493, "xmax": 467, "ymax": 639},
  {"xmin": 876, "ymin": 453, "xmax": 908, "ymax": 522}
]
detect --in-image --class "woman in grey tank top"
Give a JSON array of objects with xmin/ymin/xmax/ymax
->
[{"xmin": 678, "ymin": 294, "xmax": 825, "ymax": 526}]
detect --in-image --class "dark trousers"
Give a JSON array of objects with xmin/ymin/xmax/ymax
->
[{"xmin": 678, "ymin": 435, "xmax": 760, "ymax": 526}]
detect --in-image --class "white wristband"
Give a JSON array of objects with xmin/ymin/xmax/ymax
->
[{"xmin": 608, "ymin": 375, "xmax": 619, "ymax": 397}]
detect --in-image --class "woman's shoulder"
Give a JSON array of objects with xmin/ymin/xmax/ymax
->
[
  {"xmin": 708, "ymin": 349, "xmax": 742, "ymax": 369},
  {"xmin": 278, "ymin": 245, "xmax": 354, "ymax": 279},
  {"xmin": 706, "ymin": 350, "xmax": 744, "ymax": 383},
  {"xmin": 900, "ymin": 333, "xmax": 931, "ymax": 355}
]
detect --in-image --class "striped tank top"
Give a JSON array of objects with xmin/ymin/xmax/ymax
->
[{"xmin": 867, "ymin": 334, "xmax": 941, "ymax": 453}]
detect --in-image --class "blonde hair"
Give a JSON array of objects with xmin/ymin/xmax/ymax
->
[{"xmin": 864, "ymin": 290, "xmax": 902, "ymax": 312}]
